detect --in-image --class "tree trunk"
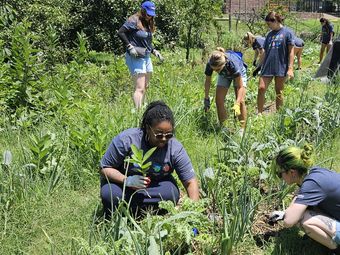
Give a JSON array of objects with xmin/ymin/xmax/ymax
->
[{"xmin": 186, "ymin": 23, "xmax": 192, "ymax": 62}]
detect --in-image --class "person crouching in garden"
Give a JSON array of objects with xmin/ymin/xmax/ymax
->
[
  {"xmin": 203, "ymin": 47, "xmax": 247, "ymax": 134},
  {"xmin": 117, "ymin": 1, "xmax": 163, "ymax": 109},
  {"xmin": 294, "ymin": 37, "xmax": 304, "ymax": 70},
  {"xmin": 243, "ymin": 32, "xmax": 265, "ymax": 68},
  {"xmin": 257, "ymin": 11, "xmax": 295, "ymax": 114},
  {"xmin": 100, "ymin": 101, "xmax": 199, "ymax": 218},
  {"xmin": 270, "ymin": 145, "xmax": 340, "ymax": 253}
]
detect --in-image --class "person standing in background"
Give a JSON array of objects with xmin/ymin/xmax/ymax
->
[
  {"xmin": 319, "ymin": 17, "xmax": 334, "ymax": 64},
  {"xmin": 257, "ymin": 11, "xmax": 295, "ymax": 114},
  {"xmin": 117, "ymin": 1, "xmax": 164, "ymax": 109}
]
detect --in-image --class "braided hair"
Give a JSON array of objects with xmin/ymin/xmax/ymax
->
[
  {"xmin": 275, "ymin": 144, "xmax": 314, "ymax": 176},
  {"xmin": 140, "ymin": 101, "xmax": 175, "ymax": 130}
]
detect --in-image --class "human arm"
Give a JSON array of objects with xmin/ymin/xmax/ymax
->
[
  {"xmin": 204, "ymin": 75, "xmax": 212, "ymax": 111},
  {"xmin": 287, "ymin": 44, "xmax": 294, "ymax": 79},
  {"xmin": 234, "ymin": 75, "xmax": 245, "ymax": 105},
  {"xmin": 182, "ymin": 177, "xmax": 200, "ymax": 201},
  {"xmin": 253, "ymin": 50, "xmax": 259, "ymax": 66},
  {"xmin": 152, "ymin": 48, "xmax": 164, "ymax": 61},
  {"xmin": 283, "ymin": 202, "xmax": 308, "ymax": 227},
  {"xmin": 117, "ymin": 26, "xmax": 130, "ymax": 46}
]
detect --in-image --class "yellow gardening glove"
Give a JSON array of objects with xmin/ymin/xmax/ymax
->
[{"xmin": 232, "ymin": 103, "xmax": 241, "ymax": 116}]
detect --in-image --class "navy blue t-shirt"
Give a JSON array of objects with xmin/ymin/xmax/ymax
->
[
  {"xmin": 295, "ymin": 167, "xmax": 340, "ymax": 221},
  {"xmin": 294, "ymin": 37, "xmax": 304, "ymax": 48},
  {"xmin": 122, "ymin": 15, "xmax": 153, "ymax": 52},
  {"xmin": 261, "ymin": 26, "xmax": 295, "ymax": 77},
  {"xmin": 252, "ymin": 36, "xmax": 265, "ymax": 50},
  {"xmin": 100, "ymin": 128, "xmax": 195, "ymax": 182},
  {"xmin": 321, "ymin": 24, "xmax": 334, "ymax": 43},
  {"xmin": 205, "ymin": 51, "xmax": 245, "ymax": 79}
]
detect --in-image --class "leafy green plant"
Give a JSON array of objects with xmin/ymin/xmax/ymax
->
[{"xmin": 125, "ymin": 144, "xmax": 157, "ymax": 176}]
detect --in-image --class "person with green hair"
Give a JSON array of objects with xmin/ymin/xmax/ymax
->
[{"xmin": 269, "ymin": 145, "xmax": 340, "ymax": 253}]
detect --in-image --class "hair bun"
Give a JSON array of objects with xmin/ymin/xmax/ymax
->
[{"xmin": 301, "ymin": 144, "xmax": 313, "ymax": 167}]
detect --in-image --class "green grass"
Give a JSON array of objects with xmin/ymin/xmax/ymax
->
[{"xmin": 1, "ymin": 21, "xmax": 340, "ymax": 254}]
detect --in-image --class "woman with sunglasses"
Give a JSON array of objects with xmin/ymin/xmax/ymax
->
[
  {"xmin": 257, "ymin": 12, "xmax": 295, "ymax": 114},
  {"xmin": 270, "ymin": 145, "xmax": 340, "ymax": 253},
  {"xmin": 117, "ymin": 1, "xmax": 163, "ymax": 109},
  {"xmin": 319, "ymin": 17, "xmax": 334, "ymax": 64},
  {"xmin": 243, "ymin": 32, "xmax": 265, "ymax": 68},
  {"xmin": 203, "ymin": 47, "xmax": 247, "ymax": 133},
  {"xmin": 100, "ymin": 101, "xmax": 199, "ymax": 217}
]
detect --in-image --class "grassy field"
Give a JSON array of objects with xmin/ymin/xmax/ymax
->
[{"xmin": 1, "ymin": 17, "xmax": 339, "ymax": 254}]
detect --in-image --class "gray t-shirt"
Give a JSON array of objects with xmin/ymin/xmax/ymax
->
[
  {"xmin": 294, "ymin": 37, "xmax": 304, "ymax": 48},
  {"xmin": 122, "ymin": 15, "xmax": 153, "ymax": 52},
  {"xmin": 295, "ymin": 167, "xmax": 340, "ymax": 221},
  {"xmin": 205, "ymin": 51, "xmax": 245, "ymax": 79},
  {"xmin": 261, "ymin": 26, "xmax": 295, "ymax": 77},
  {"xmin": 100, "ymin": 128, "xmax": 195, "ymax": 182},
  {"xmin": 321, "ymin": 23, "xmax": 334, "ymax": 43},
  {"xmin": 252, "ymin": 36, "xmax": 265, "ymax": 50}
]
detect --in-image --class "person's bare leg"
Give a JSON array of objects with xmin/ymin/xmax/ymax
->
[
  {"xmin": 274, "ymin": 76, "xmax": 286, "ymax": 111},
  {"xmin": 296, "ymin": 48, "xmax": 303, "ymax": 69},
  {"xmin": 215, "ymin": 86, "xmax": 229, "ymax": 125},
  {"xmin": 133, "ymin": 73, "xmax": 147, "ymax": 109},
  {"xmin": 319, "ymin": 43, "xmax": 327, "ymax": 63},
  {"xmin": 234, "ymin": 87, "xmax": 247, "ymax": 128},
  {"xmin": 300, "ymin": 210, "xmax": 338, "ymax": 249},
  {"xmin": 257, "ymin": 76, "xmax": 272, "ymax": 114}
]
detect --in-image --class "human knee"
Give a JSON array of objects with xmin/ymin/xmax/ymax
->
[{"xmin": 101, "ymin": 184, "xmax": 122, "ymax": 209}]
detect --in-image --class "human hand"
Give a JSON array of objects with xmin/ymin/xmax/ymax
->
[
  {"xmin": 252, "ymin": 60, "xmax": 257, "ymax": 67},
  {"xmin": 125, "ymin": 175, "xmax": 150, "ymax": 189},
  {"xmin": 252, "ymin": 66, "xmax": 261, "ymax": 77},
  {"xmin": 329, "ymin": 40, "xmax": 333, "ymax": 46},
  {"xmin": 232, "ymin": 103, "xmax": 241, "ymax": 116},
  {"xmin": 268, "ymin": 210, "xmax": 285, "ymax": 225},
  {"xmin": 287, "ymin": 68, "xmax": 294, "ymax": 80},
  {"xmin": 127, "ymin": 44, "xmax": 138, "ymax": 57},
  {"xmin": 204, "ymin": 98, "xmax": 210, "ymax": 112},
  {"xmin": 153, "ymin": 49, "xmax": 164, "ymax": 62}
]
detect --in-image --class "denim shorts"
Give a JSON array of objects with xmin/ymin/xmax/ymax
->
[
  {"xmin": 217, "ymin": 66, "xmax": 247, "ymax": 89},
  {"xmin": 125, "ymin": 53, "xmax": 153, "ymax": 75},
  {"xmin": 333, "ymin": 220, "xmax": 340, "ymax": 246}
]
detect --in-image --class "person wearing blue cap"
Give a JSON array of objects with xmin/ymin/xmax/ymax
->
[{"xmin": 117, "ymin": 1, "xmax": 164, "ymax": 109}]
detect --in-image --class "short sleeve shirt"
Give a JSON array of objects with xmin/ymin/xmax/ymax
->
[
  {"xmin": 261, "ymin": 27, "xmax": 295, "ymax": 77},
  {"xmin": 295, "ymin": 167, "xmax": 340, "ymax": 221},
  {"xmin": 122, "ymin": 15, "xmax": 153, "ymax": 52},
  {"xmin": 100, "ymin": 128, "xmax": 195, "ymax": 182},
  {"xmin": 252, "ymin": 36, "xmax": 265, "ymax": 50},
  {"xmin": 321, "ymin": 24, "xmax": 334, "ymax": 43},
  {"xmin": 205, "ymin": 51, "xmax": 244, "ymax": 79},
  {"xmin": 294, "ymin": 37, "xmax": 304, "ymax": 48}
]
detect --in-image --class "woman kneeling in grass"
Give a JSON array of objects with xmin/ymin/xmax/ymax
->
[
  {"xmin": 270, "ymin": 145, "xmax": 340, "ymax": 253},
  {"xmin": 100, "ymin": 101, "xmax": 199, "ymax": 218}
]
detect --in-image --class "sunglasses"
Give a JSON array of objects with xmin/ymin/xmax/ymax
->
[
  {"xmin": 265, "ymin": 18, "xmax": 276, "ymax": 22},
  {"xmin": 149, "ymin": 126, "xmax": 174, "ymax": 140}
]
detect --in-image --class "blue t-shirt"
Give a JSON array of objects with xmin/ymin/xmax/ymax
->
[
  {"xmin": 100, "ymin": 128, "xmax": 195, "ymax": 182},
  {"xmin": 294, "ymin": 37, "xmax": 304, "ymax": 48},
  {"xmin": 205, "ymin": 51, "xmax": 245, "ymax": 79},
  {"xmin": 321, "ymin": 24, "xmax": 334, "ymax": 43},
  {"xmin": 261, "ymin": 26, "xmax": 295, "ymax": 77},
  {"xmin": 295, "ymin": 167, "xmax": 340, "ymax": 221},
  {"xmin": 252, "ymin": 36, "xmax": 265, "ymax": 50},
  {"xmin": 122, "ymin": 15, "xmax": 153, "ymax": 52}
]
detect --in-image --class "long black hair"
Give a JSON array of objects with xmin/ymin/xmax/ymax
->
[{"xmin": 140, "ymin": 101, "xmax": 175, "ymax": 130}]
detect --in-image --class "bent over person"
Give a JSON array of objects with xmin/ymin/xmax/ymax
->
[
  {"xmin": 100, "ymin": 101, "xmax": 199, "ymax": 218},
  {"xmin": 203, "ymin": 47, "xmax": 247, "ymax": 134},
  {"xmin": 270, "ymin": 145, "xmax": 340, "ymax": 254}
]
